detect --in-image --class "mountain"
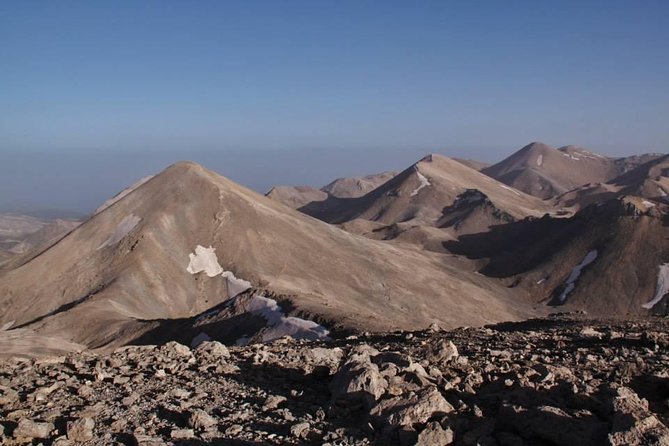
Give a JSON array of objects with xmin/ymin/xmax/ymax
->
[
  {"xmin": 482, "ymin": 142, "xmax": 664, "ymax": 199},
  {"xmin": 445, "ymin": 196, "xmax": 669, "ymax": 315},
  {"xmin": 265, "ymin": 185, "xmax": 327, "ymax": 209},
  {"xmin": 555, "ymin": 154, "xmax": 669, "ymax": 209},
  {"xmin": 299, "ymin": 154, "xmax": 553, "ymax": 250},
  {"xmin": 0, "ymin": 161, "xmax": 538, "ymax": 354},
  {"xmin": 453, "ymin": 158, "xmax": 490, "ymax": 171},
  {"xmin": 0, "ymin": 214, "xmax": 80, "ymax": 267},
  {"xmin": 320, "ymin": 171, "xmax": 397, "ymax": 198},
  {"xmin": 266, "ymin": 171, "xmax": 396, "ymax": 209}
]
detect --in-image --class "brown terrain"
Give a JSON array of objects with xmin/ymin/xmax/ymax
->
[
  {"xmin": 1, "ymin": 143, "xmax": 668, "ymax": 446},
  {"xmin": 1, "ymin": 314, "xmax": 668, "ymax": 445},
  {"xmin": 482, "ymin": 142, "xmax": 663, "ymax": 199}
]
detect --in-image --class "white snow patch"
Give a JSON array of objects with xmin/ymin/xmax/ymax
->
[
  {"xmin": 410, "ymin": 170, "xmax": 431, "ymax": 197},
  {"xmin": 98, "ymin": 214, "xmax": 141, "ymax": 249},
  {"xmin": 536, "ymin": 277, "xmax": 547, "ymax": 285},
  {"xmin": 239, "ymin": 294, "xmax": 329, "ymax": 344},
  {"xmin": 191, "ymin": 332, "xmax": 211, "ymax": 348},
  {"xmin": 500, "ymin": 184, "xmax": 522, "ymax": 196},
  {"xmin": 536, "ymin": 154, "xmax": 543, "ymax": 166},
  {"xmin": 1, "ymin": 321, "xmax": 15, "ymax": 331},
  {"xmin": 642, "ymin": 200, "xmax": 656, "ymax": 208},
  {"xmin": 642, "ymin": 263, "xmax": 669, "ymax": 309},
  {"xmin": 187, "ymin": 245, "xmax": 224, "ymax": 277},
  {"xmin": 558, "ymin": 250, "xmax": 598, "ymax": 303},
  {"xmin": 222, "ymin": 271, "xmax": 252, "ymax": 298}
]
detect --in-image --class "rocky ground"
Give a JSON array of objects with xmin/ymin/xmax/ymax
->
[{"xmin": 1, "ymin": 313, "xmax": 669, "ymax": 445}]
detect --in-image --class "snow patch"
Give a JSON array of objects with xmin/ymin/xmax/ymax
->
[
  {"xmin": 500, "ymin": 184, "xmax": 522, "ymax": 196},
  {"xmin": 1, "ymin": 321, "xmax": 15, "ymax": 331},
  {"xmin": 410, "ymin": 170, "xmax": 431, "ymax": 197},
  {"xmin": 558, "ymin": 250, "xmax": 598, "ymax": 303},
  {"xmin": 191, "ymin": 332, "xmax": 211, "ymax": 348},
  {"xmin": 642, "ymin": 263, "xmax": 669, "ymax": 309},
  {"xmin": 642, "ymin": 200, "xmax": 656, "ymax": 208},
  {"xmin": 237, "ymin": 294, "xmax": 329, "ymax": 345},
  {"xmin": 222, "ymin": 271, "xmax": 252, "ymax": 298},
  {"xmin": 98, "ymin": 214, "xmax": 141, "ymax": 249},
  {"xmin": 536, "ymin": 154, "xmax": 543, "ymax": 166},
  {"xmin": 187, "ymin": 245, "xmax": 224, "ymax": 277}
]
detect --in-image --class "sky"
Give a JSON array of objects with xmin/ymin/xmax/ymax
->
[{"xmin": 1, "ymin": 1, "xmax": 668, "ymax": 213}]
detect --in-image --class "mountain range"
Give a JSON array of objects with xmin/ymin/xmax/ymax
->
[{"xmin": 0, "ymin": 141, "xmax": 667, "ymax": 357}]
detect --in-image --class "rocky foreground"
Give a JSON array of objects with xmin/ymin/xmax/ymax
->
[{"xmin": 1, "ymin": 313, "xmax": 669, "ymax": 445}]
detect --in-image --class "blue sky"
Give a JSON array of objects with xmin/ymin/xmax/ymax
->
[{"xmin": 1, "ymin": 1, "xmax": 668, "ymax": 212}]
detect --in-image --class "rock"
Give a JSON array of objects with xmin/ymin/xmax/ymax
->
[
  {"xmin": 416, "ymin": 421, "xmax": 454, "ymax": 445},
  {"xmin": 189, "ymin": 409, "xmax": 217, "ymax": 431},
  {"xmin": 426, "ymin": 340, "xmax": 459, "ymax": 363},
  {"xmin": 132, "ymin": 433, "xmax": 166, "ymax": 446},
  {"xmin": 66, "ymin": 417, "xmax": 95, "ymax": 442},
  {"xmin": 330, "ymin": 346, "xmax": 388, "ymax": 407},
  {"xmin": 13, "ymin": 418, "xmax": 54, "ymax": 439},
  {"xmin": 225, "ymin": 424, "xmax": 243, "ymax": 435},
  {"xmin": 161, "ymin": 341, "xmax": 191, "ymax": 357},
  {"xmin": 263, "ymin": 395, "xmax": 288, "ymax": 411},
  {"xmin": 170, "ymin": 428, "xmax": 195, "ymax": 440},
  {"xmin": 498, "ymin": 404, "xmax": 607, "ymax": 446},
  {"xmin": 608, "ymin": 387, "xmax": 669, "ymax": 445},
  {"xmin": 0, "ymin": 385, "xmax": 19, "ymax": 405},
  {"xmin": 370, "ymin": 386, "xmax": 453, "ymax": 428},
  {"xmin": 290, "ymin": 421, "xmax": 311, "ymax": 439},
  {"xmin": 195, "ymin": 340, "xmax": 230, "ymax": 358}
]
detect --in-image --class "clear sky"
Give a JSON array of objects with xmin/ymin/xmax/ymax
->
[{"xmin": 1, "ymin": 1, "xmax": 668, "ymax": 213}]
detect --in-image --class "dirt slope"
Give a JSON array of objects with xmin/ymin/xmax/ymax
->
[
  {"xmin": 0, "ymin": 161, "xmax": 538, "ymax": 352},
  {"xmin": 556, "ymin": 154, "xmax": 669, "ymax": 209},
  {"xmin": 320, "ymin": 171, "xmax": 397, "ymax": 198},
  {"xmin": 446, "ymin": 197, "xmax": 669, "ymax": 316},
  {"xmin": 300, "ymin": 154, "xmax": 553, "ymax": 251},
  {"xmin": 483, "ymin": 142, "xmax": 664, "ymax": 199}
]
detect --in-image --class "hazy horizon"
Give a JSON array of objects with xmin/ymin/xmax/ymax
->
[
  {"xmin": 1, "ymin": 141, "xmax": 664, "ymax": 215},
  {"xmin": 2, "ymin": 1, "xmax": 668, "ymax": 214}
]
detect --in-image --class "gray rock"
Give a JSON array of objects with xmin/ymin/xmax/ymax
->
[
  {"xmin": 370, "ymin": 386, "xmax": 453, "ymax": 428},
  {"xmin": 13, "ymin": 418, "xmax": 54, "ymax": 439},
  {"xmin": 67, "ymin": 417, "xmax": 95, "ymax": 442},
  {"xmin": 263, "ymin": 395, "xmax": 287, "ymax": 411},
  {"xmin": 290, "ymin": 421, "xmax": 311, "ymax": 439},
  {"xmin": 170, "ymin": 428, "xmax": 195, "ymax": 440},
  {"xmin": 188, "ymin": 408, "xmax": 217, "ymax": 431},
  {"xmin": 132, "ymin": 433, "xmax": 166, "ymax": 446},
  {"xmin": 416, "ymin": 421, "xmax": 454, "ymax": 445}
]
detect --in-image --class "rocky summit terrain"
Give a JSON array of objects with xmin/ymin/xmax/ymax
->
[{"xmin": 1, "ymin": 313, "xmax": 668, "ymax": 446}]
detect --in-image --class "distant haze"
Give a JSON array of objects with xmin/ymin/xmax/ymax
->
[
  {"xmin": 1, "ymin": 2, "xmax": 668, "ymax": 213},
  {"xmin": 0, "ymin": 144, "xmax": 663, "ymax": 215}
]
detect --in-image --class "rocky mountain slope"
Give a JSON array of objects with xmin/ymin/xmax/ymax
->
[
  {"xmin": 0, "ymin": 161, "xmax": 537, "ymax": 356},
  {"xmin": 1, "ymin": 313, "xmax": 667, "ymax": 445},
  {"xmin": 266, "ymin": 171, "xmax": 396, "ymax": 210},
  {"xmin": 555, "ymin": 154, "xmax": 669, "ymax": 209},
  {"xmin": 299, "ymin": 154, "xmax": 553, "ymax": 251},
  {"xmin": 0, "ymin": 214, "xmax": 80, "ymax": 267},
  {"xmin": 445, "ymin": 196, "xmax": 669, "ymax": 316},
  {"xmin": 482, "ymin": 142, "xmax": 663, "ymax": 199}
]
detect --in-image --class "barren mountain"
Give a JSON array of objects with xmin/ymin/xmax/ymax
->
[
  {"xmin": 320, "ymin": 171, "xmax": 397, "ymax": 198},
  {"xmin": 482, "ymin": 142, "xmax": 664, "ymax": 199},
  {"xmin": 446, "ymin": 196, "xmax": 669, "ymax": 316},
  {"xmin": 300, "ymin": 154, "xmax": 553, "ymax": 250},
  {"xmin": 265, "ymin": 185, "xmax": 327, "ymax": 209},
  {"xmin": 0, "ymin": 161, "xmax": 538, "ymax": 355},
  {"xmin": 0, "ymin": 214, "xmax": 80, "ymax": 267},
  {"xmin": 266, "ymin": 171, "xmax": 396, "ymax": 209},
  {"xmin": 556, "ymin": 154, "xmax": 669, "ymax": 209}
]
